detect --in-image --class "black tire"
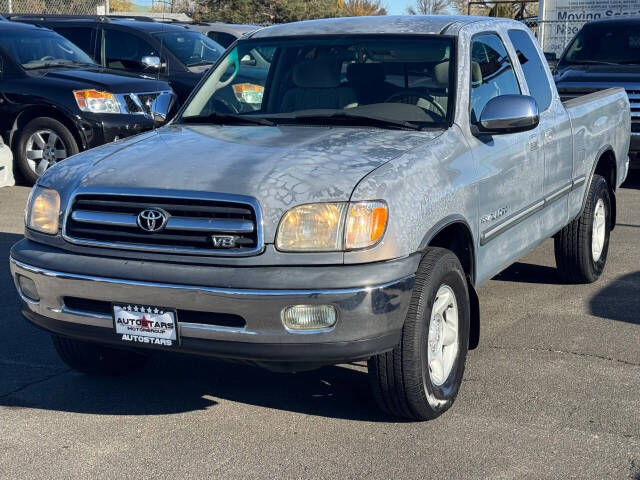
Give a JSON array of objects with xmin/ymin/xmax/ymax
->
[
  {"xmin": 16, "ymin": 117, "xmax": 79, "ymax": 186},
  {"xmin": 554, "ymin": 174, "xmax": 611, "ymax": 284},
  {"xmin": 52, "ymin": 335, "xmax": 148, "ymax": 376},
  {"xmin": 368, "ymin": 247, "xmax": 470, "ymax": 420}
]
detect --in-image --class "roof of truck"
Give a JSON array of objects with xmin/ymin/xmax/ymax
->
[{"xmin": 249, "ymin": 15, "xmax": 515, "ymax": 38}]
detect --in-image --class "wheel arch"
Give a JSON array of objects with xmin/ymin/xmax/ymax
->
[
  {"xmin": 582, "ymin": 146, "xmax": 617, "ymax": 230},
  {"xmin": 9, "ymin": 106, "xmax": 86, "ymax": 154},
  {"xmin": 421, "ymin": 216, "xmax": 480, "ymax": 349}
]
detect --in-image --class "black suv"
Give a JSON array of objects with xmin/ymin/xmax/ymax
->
[
  {"xmin": 0, "ymin": 21, "xmax": 174, "ymax": 184},
  {"xmin": 7, "ymin": 15, "xmax": 225, "ymax": 103}
]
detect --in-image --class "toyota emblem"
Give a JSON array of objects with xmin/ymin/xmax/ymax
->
[{"xmin": 137, "ymin": 209, "xmax": 167, "ymax": 232}]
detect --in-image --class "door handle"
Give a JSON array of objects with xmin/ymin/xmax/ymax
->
[{"xmin": 544, "ymin": 129, "xmax": 554, "ymax": 144}]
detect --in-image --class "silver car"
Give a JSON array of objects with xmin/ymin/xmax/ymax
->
[{"xmin": 10, "ymin": 15, "xmax": 630, "ymax": 419}]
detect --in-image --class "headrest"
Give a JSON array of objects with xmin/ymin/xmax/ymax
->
[
  {"xmin": 293, "ymin": 60, "xmax": 341, "ymax": 88},
  {"xmin": 434, "ymin": 61, "xmax": 449, "ymax": 87},
  {"xmin": 471, "ymin": 61, "xmax": 482, "ymax": 84},
  {"xmin": 346, "ymin": 63, "xmax": 385, "ymax": 83},
  {"xmin": 435, "ymin": 61, "xmax": 482, "ymax": 87}
]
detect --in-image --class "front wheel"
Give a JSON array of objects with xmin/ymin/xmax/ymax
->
[
  {"xmin": 554, "ymin": 174, "xmax": 611, "ymax": 284},
  {"xmin": 16, "ymin": 117, "xmax": 79, "ymax": 185},
  {"xmin": 368, "ymin": 247, "xmax": 470, "ymax": 420}
]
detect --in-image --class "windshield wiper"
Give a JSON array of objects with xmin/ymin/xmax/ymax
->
[
  {"xmin": 292, "ymin": 111, "xmax": 423, "ymax": 131},
  {"xmin": 182, "ymin": 112, "xmax": 275, "ymax": 126},
  {"xmin": 187, "ymin": 60, "xmax": 216, "ymax": 67},
  {"xmin": 570, "ymin": 60, "xmax": 623, "ymax": 66}
]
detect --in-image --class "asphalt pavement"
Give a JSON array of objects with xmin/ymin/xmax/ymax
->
[{"xmin": 0, "ymin": 174, "xmax": 639, "ymax": 479}]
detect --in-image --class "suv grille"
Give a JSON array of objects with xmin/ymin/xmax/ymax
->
[
  {"xmin": 64, "ymin": 193, "xmax": 262, "ymax": 256},
  {"xmin": 120, "ymin": 92, "xmax": 163, "ymax": 115}
]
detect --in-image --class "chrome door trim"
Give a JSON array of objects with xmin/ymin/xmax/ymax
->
[{"xmin": 480, "ymin": 177, "xmax": 585, "ymax": 245}]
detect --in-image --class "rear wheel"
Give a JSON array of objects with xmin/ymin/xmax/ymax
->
[
  {"xmin": 554, "ymin": 174, "xmax": 611, "ymax": 283},
  {"xmin": 368, "ymin": 247, "xmax": 470, "ymax": 420},
  {"xmin": 16, "ymin": 117, "xmax": 79, "ymax": 185},
  {"xmin": 52, "ymin": 335, "xmax": 148, "ymax": 376}
]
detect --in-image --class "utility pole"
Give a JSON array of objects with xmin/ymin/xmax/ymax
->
[{"xmin": 105, "ymin": 0, "xmax": 110, "ymax": 14}]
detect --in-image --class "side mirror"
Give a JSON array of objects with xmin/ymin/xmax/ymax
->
[
  {"xmin": 474, "ymin": 95, "xmax": 539, "ymax": 136},
  {"xmin": 240, "ymin": 54, "xmax": 257, "ymax": 67},
  {"xmin": 150, "ymin": 92, "xmax": 176, "ymax": 126},
  {"xmin": 141, "ymin": 55, "xmax": 162, "ymax": 70}
]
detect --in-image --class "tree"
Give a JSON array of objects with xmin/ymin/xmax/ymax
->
[
  {"xmin": 109, "ymin": 0, "xmax": 135, "ymax": 12},
  {"xmin": 202, "ymin": 0, "xmax": 341, "ymax": 23},
  {"xmin": 407, "ymin": 0, "xmax": 451, "ymax": 14},
  {"xmin": 339, "ymin": 0, "xmax": 387, "ymax": 16}
]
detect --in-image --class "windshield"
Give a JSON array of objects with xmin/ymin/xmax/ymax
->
[
  {"xmin": 0, "ymin": 30, "xmax": 95, "ymax": 70},
  {"xmin": 559, "ymin": 22, "xmax": 640, "ymax": 67},
  {"xmin": 181, "ymin": 35, "xmax": 455, "ymax": 128},
  {"xmin": 153, "ymin": 31, "xmax": 224, "ymax": 67}
]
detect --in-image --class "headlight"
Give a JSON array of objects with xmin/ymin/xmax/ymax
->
[
  {"xmin": 26, "ymin": 186, "xmax": 60, "ymax": 234},
  {"xmin": 73, "ymin": 90, "xmax": 121, "ymax": 114},
  {"xmin": 276, "ymin": 203, "xmax": 347, "ymax": 252},
  {"xmin": 275, "ymin": 201, "xmax": 388, "ymax": 252}
]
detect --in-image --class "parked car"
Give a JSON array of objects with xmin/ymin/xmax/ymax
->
[
  {"xmin": 10, "ymin": 16, "xmax": 630, "ymax": 420},
  {"xmin": 160, "ymin": 20, "xmax": 260, "ymax": 48},
  {"xmin": 554, "ymin": 17, "xmax": 640, "ymax": 166},
  {"xmin": 6, "ymin": 15, "xmax": 225, "ymax": 102},
  {"xmin": 0, "ymin": 135, "xmax": 14, "ymax": 187},
  {"xmin": 0, "ymin": 21, "xmax": 174, "ymax": 184}
]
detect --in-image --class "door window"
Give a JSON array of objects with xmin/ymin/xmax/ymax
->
[
  {"xmin": 55, "ymin": 27, "xmax": 96, "ymax": 60},
  {"xmin": 470, "ymin": 33, "xmax": 521, "ymax": 123},
  {"xmin": 508, "ymin": 29, "xmax": 552, "ymax": 111},
  {"xmin": 103, "ymin": 29, "xmax": 160, "ymax": 71}
]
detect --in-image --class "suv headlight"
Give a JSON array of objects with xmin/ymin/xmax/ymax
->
[
  {"xmin": 25, "ymin": 186, "xmax": 60, "ymax": 234},
  {"xmin": 73, "ymin": 90, "xmax": 121, "ymax": 114},
  {"xmin": 276, "ymin": 201, "xmax": 388, "ymax": 252}
]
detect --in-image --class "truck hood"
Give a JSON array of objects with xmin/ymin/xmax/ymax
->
[
  {"xmin": 47, "ymin": 124, "xmax": 441, "ymax": 241},
  {"xmin": 35, "ymin": 68, "xmax": 170, "ymax": 93},
  {"xmin": 555, "ymin": 65, "xmax": 640, "ymax": 89}
]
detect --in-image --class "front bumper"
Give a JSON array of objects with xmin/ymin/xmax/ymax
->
[
  {"xmin": 9, "ymin": 247, "xmax": 415, "ymax": 367},
  {"xmin": 77, "ymin": 113, "xmax": 155, "ymax": 149}
]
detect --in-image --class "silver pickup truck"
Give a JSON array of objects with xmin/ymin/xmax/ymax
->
[{"xmin": 10, "ymin": 15, "xmax": 631, "ymax": 420}]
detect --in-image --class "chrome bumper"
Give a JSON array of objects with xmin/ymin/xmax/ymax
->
[{"xmin": 10, "ymin": 257, "xmax": 413, "ymax": 362}]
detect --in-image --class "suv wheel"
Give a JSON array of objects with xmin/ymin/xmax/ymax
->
[
  {"xmin": 16, "ymin": 117, "xmax": 79, "ymax": 185},
  {"xmin": 554, "ymin": 174, "xmax": 611, "ymax": 283},
  {"xmin": 368, "ymin": 247, "xmax": 470, "ymax": 420},
  {"xmin": 52, "ymin": 335, "xmax": 148, "ymax": 376}
]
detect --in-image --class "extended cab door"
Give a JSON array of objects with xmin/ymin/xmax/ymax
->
[
  {"xmin": 508, "ymin": 28, "xmax": 574, "ymax": 237},
  {"xmin": 465, "ymin": 32, "xmax": 545, "ymax": 283}
]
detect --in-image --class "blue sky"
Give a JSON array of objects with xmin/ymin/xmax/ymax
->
[
  {"xmin": 133, "ymin": 1, "xmax": 416, "ymax": 15},
  {"xmin": 385, "ymin": 0, "xmax": 415, "ymax": 14}
]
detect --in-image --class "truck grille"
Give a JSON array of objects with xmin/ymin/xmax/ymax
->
[
  {"xmin": 627, "ymin": 89, "xmax": 640, "ymax": 123},
  {"xmin": 63, "ymin": 193, "xmax": 263, "ymax": 256}
]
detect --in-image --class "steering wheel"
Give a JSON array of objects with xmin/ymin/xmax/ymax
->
[
  {"xmin": 39, "ymin": 56, "xmax": 55, "ymax": 62},
  {"xmin": 385, "ymin": 90, "xmax": 447, "ymax": 120}
]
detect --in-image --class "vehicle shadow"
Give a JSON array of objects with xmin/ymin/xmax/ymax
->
[
  {"xmin": 493, "ymin": 261, "xmax": 564, "ymax": 285},
  {"xmin": 621, "ymin": 168, "xmax": 640, "ymax": 190},
  {"xmin": 0, "ymin": 232, "xmax": 394, "ymax": 422},
  {"xmin": 589, "ymin": 271, "xmax": 640, "ymax": 325}
]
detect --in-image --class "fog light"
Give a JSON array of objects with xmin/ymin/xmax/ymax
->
[
  {"xmin": 281, "ymin": 305, "xmax": 337, "ymax": 331},
  {"xmin": 17, "ymin": 275, "xmax": 39, "ymax": 302}
]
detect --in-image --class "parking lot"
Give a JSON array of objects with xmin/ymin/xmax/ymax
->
[{"xmin": 0, "ymin": 174, "xmax": 639, "ymax": 479}]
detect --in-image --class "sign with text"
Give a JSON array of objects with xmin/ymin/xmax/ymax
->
[{"xmin": 538, "ymin": 0, "xmax": 640, "ymax": 54}]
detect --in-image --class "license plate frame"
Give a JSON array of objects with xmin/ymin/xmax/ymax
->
[{"xmin": 112, "ymin": 303, "xmax": 179, "ymax": 349}]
